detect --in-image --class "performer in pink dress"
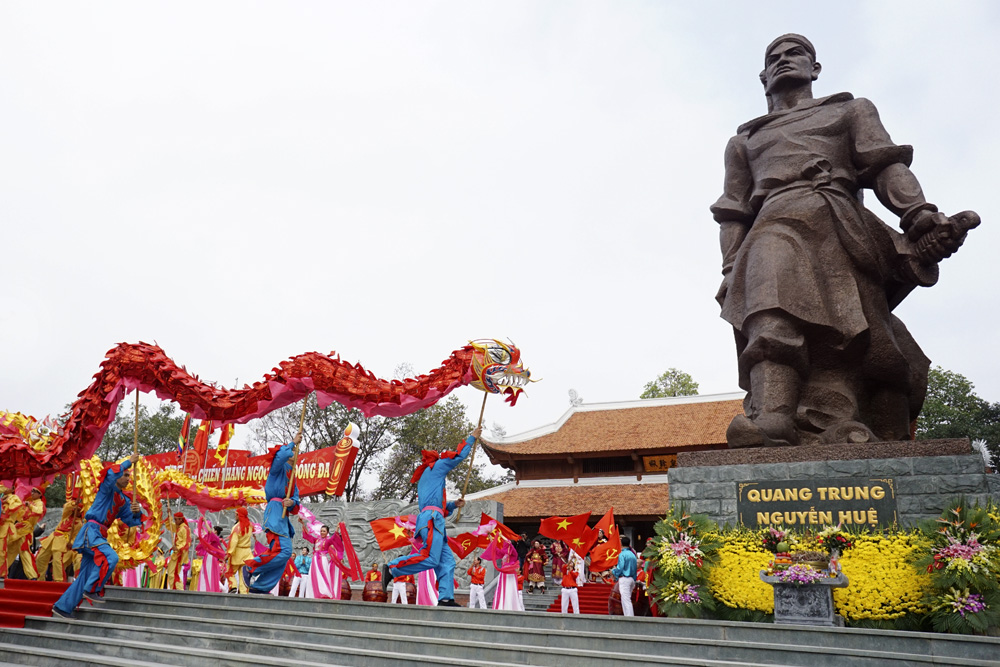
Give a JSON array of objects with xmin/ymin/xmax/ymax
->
[
  {"xmin": 489, "ymin": 539, "xmax": 524, "ymax": 612},
  {"xmin": 300, "ymin": 520, "xmax": 344, "ymax": 599},
  {"xmin": 195, "ymin": 515, "xmax": 227, "ymax": 593},
  {"xmin": 416, "ymin": 567, "xmax": 438, "ymax": 606}
]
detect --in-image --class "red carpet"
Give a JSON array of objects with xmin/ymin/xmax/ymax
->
[
  {"xmin": 0, "ymin": 579, "xmax": 70, "ymax": 628},
  {"xmin": 545, "ymin": 582, "xmax": 615, "ymax": 615}
]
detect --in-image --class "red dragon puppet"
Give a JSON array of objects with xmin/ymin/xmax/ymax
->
[{"xmin": 1, "ymin": 339, "xmax": 531, "ymax": 485}]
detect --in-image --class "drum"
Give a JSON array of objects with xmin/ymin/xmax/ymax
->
[
  {"xmin": 405, "ymin": 581, "xmax": 417, "ymax": 605},
  {"xmin": 608, "ymin": 580, "xmax": 623, "ymax": 615},
  {"xmin": 340, "ymin": 579, "xmax": 353, "ymax": 600},
  {"xmin": 362, "ymin": 580, "xmax": 387, "ymax": 603},
  {"xmin": 634, "ymin": 587, "xmax": 651, "ymax": 617}
]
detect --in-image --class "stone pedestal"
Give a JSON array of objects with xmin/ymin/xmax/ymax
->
[
  {"xmin": 668, "ymin": 439, "xmax": 997, "ymax": 528},
  {"xmin": 760, "ymin": 572, "xmax": 848, "ymax": 626}
]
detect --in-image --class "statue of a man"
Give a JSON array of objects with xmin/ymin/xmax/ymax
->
[{"xmin": 712, "ymin": 34, "xmax": 978, "ymax": 448}]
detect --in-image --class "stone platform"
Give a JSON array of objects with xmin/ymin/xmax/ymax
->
[
  {"xmin": 669, "ymin": 439, "xmax": 1000, "ymax": 528},
  {"xmin": 2, "ymin": 585, "xmax": 999, "ymax": 666}
]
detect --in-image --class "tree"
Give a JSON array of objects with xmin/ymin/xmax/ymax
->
[
  {"xmin": 917, "ymin": 366, "xmax": 1000, "ymax": 468},
  {"xmin": 249, "ymin": 398, "xmax": 395, "ymax": 502},
  {"xmin": 640, "ymin": 369, "xmax": 699, "ymax": 399},
  {"xmin": 98, "ymin": 402, "xmax": 187, "ymax": 462},
  {"xmin": 372, "ymin": 395, "xmax": 473, "ymax": 502}
]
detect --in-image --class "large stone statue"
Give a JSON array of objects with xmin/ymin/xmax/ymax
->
[{"xmin": 712, "ymin": 34, "xmax": 979, "ymax": 448}]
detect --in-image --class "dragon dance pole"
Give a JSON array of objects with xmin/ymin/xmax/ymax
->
[
  {"xmin": 453, "ymin": 392, "xmax": 488, "ymax": 523},
  {"xmin": 282, "ymin": 395, "xmax": 310, "ymax": 518},
  {"xmin": 131, "ymin": 391, "xmax": 140, "ymax": 497}
]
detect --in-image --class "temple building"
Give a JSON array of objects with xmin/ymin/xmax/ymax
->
[{"xmin": 467, "ymin": 392, "xmax": 744, "ymax": 544}]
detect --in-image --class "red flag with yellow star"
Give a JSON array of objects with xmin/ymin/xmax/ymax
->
[
  {"xmin": 191, "ymin": 419, "xmax": 213, "ymax": 457},
  {"xmin": 566, "ymin": 526, "xmax": 598, "ymax": 557},
  {"xmin": 369, "ymin": 517, "xmax": 412, "ymax": 551},
  {"xmin": 213, "ymin": 423, "xmax": 235, "ymax": 464},
  {"xmin": 539, "ymin": 512, "xmax": 591, "ymax": 544}
]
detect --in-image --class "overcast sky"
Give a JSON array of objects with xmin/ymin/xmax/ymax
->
[{"xmin": 2, "ymin": 2, "xmax": 998, "ymax": 467}]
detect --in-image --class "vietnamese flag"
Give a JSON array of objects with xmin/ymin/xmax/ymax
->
[
  {"xmin": 191, "ymin": 419, "xmax": 213, "ymax": 457},
  {"xmin": 588, "ymin": 508, "xmax": 623, "ymax": 571},
  {"xmin": 214, "ymin": 423, "xmax": 234, "ymax": 464},
  {"xmin": 567, "ymin": 526, "xmax": 598, "ymax": 557},
  {"xmin": 539, "ymin": 512, "xmax": 591, "ymax": 544},
  {"xmin": 369, "ymin": 517, "xmax": 412, "ymax": 551}
]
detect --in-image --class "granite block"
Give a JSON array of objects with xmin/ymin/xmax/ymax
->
[
  {"xmin": 824, "ymin": 459, "xmax": 870, "ymax": 476},
  {"xmin": 935, "ymin": 475, "xmax": 988, "ymax": 494},
  {"xmin": 896, "ymin": 476, "xmax": 941, "ymax": 495},
  {"xmin": 868, "ymin": 458, "xmax": 914, "ymax": 477}
]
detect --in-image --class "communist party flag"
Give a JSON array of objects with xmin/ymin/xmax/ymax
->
[
  {"xmin": 588, "ymin": 508, "xmax": 622, "ymax": 572},
  {"xmin": 478, "ymin": 512, "xmax": 519, "ymax": 548},
  {"xmin": 539, "ymin": 512, "xmax": 591, "ymax": 544},
  {"xmin": 449, "ymin": 532, "xmax": 479, "ymax": 559},
  {"xmin": 176, "ymin": 414, "xmax": 192, "ymax": 455},
  {"xmin": 191, "ymin": 420, "xmax": 213, "ymax": 457},
  {"xmin": 369, "ymin": 517, "xmax": 412, "ymax": 551},
  {"xmin": 214, "ymin": 423, "xmax": 234, "ymax": 464}
]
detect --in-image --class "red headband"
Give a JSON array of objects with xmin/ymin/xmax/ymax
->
[{"xmin": 410, "ymin": 449, "xmax": 459, "ymax": 484}]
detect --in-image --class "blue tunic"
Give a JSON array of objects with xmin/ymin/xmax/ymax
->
[
  {"xmin": 388, "ymin": 435, "xmax": 473, "ymax": 601},
  {"xmin": 75, "ymin": 460, "xmax": 143, "ymax": 550},
  {"xmin": 261, "ymin": 441, "xmax": 299, "ymax": 538}
]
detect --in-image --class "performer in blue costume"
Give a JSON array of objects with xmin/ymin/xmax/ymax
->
[
  {"xmin": 53, "ymin": 455, "xmax": 144, "ymax": 618},
  {"xmin": 244, "ymin": 432, "xmax": 301, "ymax": 594},
  {"xmin": 388, "ymin": 425, "xmax": 479, "ymax": 606}
]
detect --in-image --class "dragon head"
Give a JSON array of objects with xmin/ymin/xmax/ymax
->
[{"xmin": 469, "ymin": 339, "xmax": 534, "ymax": 406}]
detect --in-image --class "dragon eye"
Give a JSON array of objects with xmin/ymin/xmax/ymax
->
[{"xmin": 488, "ymin": 346, "xmax": 511, "ymax": 365}]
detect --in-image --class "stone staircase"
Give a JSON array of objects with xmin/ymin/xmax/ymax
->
[{"xmin": 1, "ymin": 586, "xmax": 999, "ymax": 666}]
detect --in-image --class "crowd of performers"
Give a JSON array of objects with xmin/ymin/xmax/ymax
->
[{"xmin": 3, "ymin": 424, "xmax": 653, "ymax": 618}]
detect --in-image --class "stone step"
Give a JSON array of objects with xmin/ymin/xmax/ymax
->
[
  {"xmin": 14, "ymin": 586, "xmax": 996, "ymax": 667},
  {"xmin": 96, "ymin": 586, "xmax": 1000, "ymax": 664},
  {"xmin": 34, "ymin": 591, "xmax": 999, "ymax": 667},
  {"xmin": 24, "ymin": 614, "xmax": 784, "ymax": 667},
  {"xmin": 0, "ymin": 643, "xmax": 174, "ymax": 667}
]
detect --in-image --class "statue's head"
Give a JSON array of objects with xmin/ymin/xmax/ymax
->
[{"xmin": 759, "ymin": 34, "xmax": 821, "ymax": 104}]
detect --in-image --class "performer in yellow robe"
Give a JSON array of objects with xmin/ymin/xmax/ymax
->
[
  {"xmin": 34, "ymin": 500, "xmax": 82, "ymax": 581},
  {"xmin": 165, "ymin": 512, "xmax": 191, "ymax": 590},
  {"xmin": 4, "ymin": 487, "xmax": 46, "ymax": 579},
  {"xmin": 226, "ymin": 507, "xmax": 254, "ymax": 593},
  {"xmin": 148, "ymin": 550, "xmax": 167, "ymax": 589},
  {"xmin": 0, "ymin": 485, "xmax": 22, "ymax": 578}
]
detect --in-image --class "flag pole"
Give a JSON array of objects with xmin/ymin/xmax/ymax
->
[
  {"xmin": 282, "ymin": 396, "xmax": 310, "ymax": 518},
  {"xmin": 453, "ymin": 392, "xmax": 488, "ymax": 522}
]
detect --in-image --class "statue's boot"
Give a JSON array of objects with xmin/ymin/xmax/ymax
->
[
  {"xmin": 819, "ymin": 420, "xmax": 876, "ymax": 444},
  {"xmin": 726, "ymin": 413, "xmax": 798, "ymax": 448},
  {"xmin": 727, "ymin": 361, "xmax": 800, "ymax": 448}
]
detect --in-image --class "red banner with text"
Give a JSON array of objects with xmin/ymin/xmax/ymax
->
[{"xmin": 143, "ymin": 445, "xmax": 356, "ymax": 497}]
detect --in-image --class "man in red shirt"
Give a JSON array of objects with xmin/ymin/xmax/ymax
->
[
  {"xmin": 466, "ymin": 556, "xmax": 487, "ymax": 609},
  {"xmin": 364, "ymin": 563, "xmax": 382, "ymax": 582},
  {"xmin": 560, "ymin": 563, "xmax": 580, "ymax": 614},
  {"xmin": 391, "ymin": 572, "xmax": 414, "ymax": 604}
]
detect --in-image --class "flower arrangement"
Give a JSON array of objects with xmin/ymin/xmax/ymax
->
[
  {"xmin": 916, "ymin": 498, "xmax": 1000, "ymax": 634},
  {"xmin": 643, "ymin": 505, "xmax": 720, "ymax": 618},
  {"xmin": 768, "ymin": 564, "xmax": 826, "ymax": 585},
  {"xmin": 815, "ymin": 524, "xmax": 854, "ymax": 553},
  {"xmin": 761, "ymin": 526, "xmax": 796, "ymax": 553}
]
